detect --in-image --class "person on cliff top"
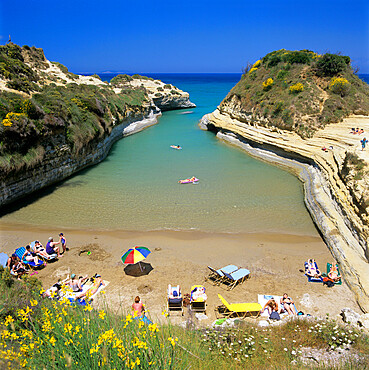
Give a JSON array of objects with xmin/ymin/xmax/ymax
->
[
  {"xmin": 46, "ymin": 237, "xmax": 62, "ymax": 258},
  {"xmin": 59, "ymin": 233, "xmax": 68, "ymax": 254},
  {"xmin": 360, "ymin": 137, "xmax": 368, "ymax": 151}
]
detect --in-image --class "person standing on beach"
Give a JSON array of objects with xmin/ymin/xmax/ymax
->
[
  {"xmin": 59, "ymin": 233, "xmax": 68, "ymax": 254},
  {"xmin": 46, "ymin": 237, "xmax": 62, "ymax": 258},
  {"xmin": 361, "ymin": 137, "xmax": 368, "ymax": 151}
]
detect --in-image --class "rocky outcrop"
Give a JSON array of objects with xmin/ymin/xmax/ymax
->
[
  {"xmin": 0, "ymin": 44, "xmax": 195, "ymax": 207},
  {"xmin": 200, "ymin": 108, "xmax": 369, "ymax": 312}
]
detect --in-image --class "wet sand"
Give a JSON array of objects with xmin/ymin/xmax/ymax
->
[{"xmin": 0, "ymin": 223, "xmax": 360, "ymax": 324}]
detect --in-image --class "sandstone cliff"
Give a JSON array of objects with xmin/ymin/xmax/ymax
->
[
  {"xmin": 0, "ymin": 43, "xmax": 195, "ymax": 207},
  {"xmin": 200, "ymin": 50, "xmax": 369, "ymax": 312}
]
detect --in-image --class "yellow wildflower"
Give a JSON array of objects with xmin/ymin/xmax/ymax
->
[
  {"xmin": 4, "ymin": 315, "xmax": 14, "ymax": 326},
  {"xmin": 30, "ymin": 299, "xmax": 38, "ymax": 307},
  {"xmin": 289, "ymin": 82, "xmax": 304, "ymax": 93},
  {"xmin": 262, "ymin": 78, "xmax": 274, "ymax": 91},
  {"xmin": 99, "ymin": 310, "xmax": 106, "ymax": 320}
]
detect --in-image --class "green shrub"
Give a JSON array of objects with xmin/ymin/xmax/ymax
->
[
  {"xmin": 329, "ymin": 77, "xmax": 350, "ymax": 96},
  {"xmin": 276, "ymin": 70, "xmax": 288, "ymax": 80},
  {"xmin": 157, "ymin": 87, "xmax": 164, "ymax": 91},
  {"xmin": 315, "ymin": 53, "xmax": 348, "ymax": 77},
  {"xmin": 163, "ymin": 84, "xmax": 171, "ymax": 89},
  {"xmin": 284, "ymin": 51, "xmax": 311, "ymax": 65}
]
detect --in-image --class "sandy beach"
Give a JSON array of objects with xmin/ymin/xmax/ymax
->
[{"xmin": 0, "ymin": 222, "xmax": 360, "ymax": 324}]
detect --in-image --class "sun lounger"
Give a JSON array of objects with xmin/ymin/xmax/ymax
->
[
  {"xmin": 14, "ymin": 246, "xmax": 44, "ymax": 269},
  {"xmin": 220, "ymin": 268, "xmax": 250, "ymax": 290},
  {"xmin": 215, "ymin": 294, "xmax": 261, "ymax": 319},
  {"xmin": 29, "ymin": 240, "xmax": 57, "ymax": 261},
  {"xmin": 326, "ymin": 263, "xmax": 342, "ymax": 285},
  {"xmin": 205, "ymin": 264, "xmax": 238, "ymax": 285},
  {"xmin": 167, "ymin": 284, "xmax": 183, "ymax": 316},
  {"xmin": 190, "ymin": 285, "xmax": 207, "ymax": 314},
  {"xmin": 304, "ymin": 261, "xmax": 323, "ymax": 282},
  {"xmin": 0, "ymin": 252, "xmax": 8, "ymax": 268}
]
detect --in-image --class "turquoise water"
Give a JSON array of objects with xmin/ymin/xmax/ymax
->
[{"xmin": 0, "ymin": 74, "xmax": 318, "ymax": 235}]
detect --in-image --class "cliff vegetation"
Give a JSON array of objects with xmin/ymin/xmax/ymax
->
[{"xmin": 222, "ymin": 49, "xmax": 369, "ymax": 138}]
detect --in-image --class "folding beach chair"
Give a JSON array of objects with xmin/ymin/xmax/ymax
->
[
  {"xmin": 215, "ymin": 294, "xmax": 262, "ymax": 319},
  {"xmin": 190, "ymin": 285, "xmax": 207, "ymax": 314},
  {"xmin": 205, "ymin": 264, "xmax": 238, "ymax": 285},
  {"xmin": 30, "ymin": 240, "xmax": 57, "ymax": 262},
  {"xmin": 220, "ymin": 268, "xmax": 250, "ymax": 290},
  {"xmin": 14, "ymin": 246, "xmax": 44, "ymax": 269},
  {"xmin": 167, "ymin": 284, "xmax": 183, "ymax": 316}
]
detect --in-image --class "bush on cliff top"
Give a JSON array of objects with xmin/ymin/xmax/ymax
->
[{"xmin": 223, "ymin": 49, "xmax": 369, "ymax": 138}]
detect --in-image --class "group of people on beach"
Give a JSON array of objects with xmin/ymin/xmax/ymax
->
[
  {"xmin": 6, "ymin": 233, "xmax": 68, "ymax": 279},
  {"xmin": 305, "ymin": 258, "xmax": 341, "ymax": 282},
  {"xmin": 349, "ymin": 128, "xmax": 368, "ymax": 150}
]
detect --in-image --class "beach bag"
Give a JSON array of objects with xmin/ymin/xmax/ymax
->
[
  {"xmin": 269, "ymin": 311, "xmax": 280, "ymax": 320},
  {"xmin": 323, "ymin": 277, "xmax": 335, "ymax": 288}
]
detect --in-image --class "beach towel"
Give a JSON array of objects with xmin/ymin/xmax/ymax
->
[
  {"xmin": 0, "ymin": 252, "xmax": 8, "ymax": 268},
  {"xmin": 304, "ymin": 261, "xmax": 323, "ymax": 282},
  {"xmin": 327, "ymin": 263, "xmax": 342, "ymax": 285}
]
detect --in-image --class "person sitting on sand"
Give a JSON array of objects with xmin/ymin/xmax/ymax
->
[
  {"xmin": 74, "ymin": 274, "xmax": 104, "ymax": 300},
  {"xmin": 67, "ymin": 273, "xmax": 88, "ymax": 292},
  {"xmin": 280, "ymin": 293, "xmax": 296, "ymax": 315},
  {"xmin": 6, "ymin": 254, "xmax": 18, "ymax": 270},
  {"xmin": 11, "ymin": 259, "xmax": 27, "ymax": 279},
  {"xmin": 132, "ymin": 296, "xmax": 145, "ymax": 318},
  {"xmin": 46, "ymin": 237, "xmax": 62, "ymax": 258},
  {"xmin": 59, "ymin": 233, "xmax": 68, "ymax": 254},
  {"xmin": 21, "ymin": 245, "xmax": 41, "ymax": 265},
  {"xmin": 262, "ymin": 298, "xmax": 279, "ymax": 315},
  {"xmin": 305, "ymin": 258, "xmax": 321, "ymax": 278},
  {"xmin": 328, "ymin": 263, "xmax": 341, "ymax": 282}
]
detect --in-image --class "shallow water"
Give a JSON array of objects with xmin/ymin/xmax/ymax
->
[{"xmin": 0, "ymin": 74, "xmax": 319, "ymax": 235}]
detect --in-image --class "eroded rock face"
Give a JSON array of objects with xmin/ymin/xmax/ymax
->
[{"xmin": 200, "ymin": 109, "xmax": 369, "ymax": 312}]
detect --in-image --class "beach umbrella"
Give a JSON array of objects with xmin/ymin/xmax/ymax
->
[
  {"xmin": 121, "ymin": 246, "xmax": 151, "ymax": 274},
  {"xmin": 124, "ymin": 262, "xmax": 153, "ymax": 277}
]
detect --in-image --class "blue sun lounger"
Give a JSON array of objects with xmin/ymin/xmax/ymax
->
[
  {"xmin": 206, "ymin": 265, "xmax": 239, "ymax": 285},
  {"xmin": 221, "ymin": 268, "xmax": 250, "ymax": 290},
  {"xmin": 0, "ymin": 252, "xmax": 8, "ymax": 268},
  {"xmin": 14, "ymin": 246, "xmax": 44, "ymax": 269}
]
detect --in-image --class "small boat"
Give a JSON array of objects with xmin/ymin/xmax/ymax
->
[
  {"xmin": 170, "ymin": 145, "xmax": 182, "ymax": 150},
  {"xmin": 178, "ymin": 177, "xmax": 199, "ymax": 184}
]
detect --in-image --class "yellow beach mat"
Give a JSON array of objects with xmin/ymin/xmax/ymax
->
[{"xmin": 218, "ymin": 294, "xmax": 262, "ymax": 313}]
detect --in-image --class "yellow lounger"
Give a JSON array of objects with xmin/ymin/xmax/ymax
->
[{"xmin": 216, "ymin": 294, "xmax": 262, "ymax": 319}]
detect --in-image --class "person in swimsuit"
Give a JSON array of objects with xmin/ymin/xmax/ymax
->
[
  {"xmin": 306, "ymin": 258, "xmax": 321, "ymax": 278},
  {"xmin": 6, "ymin": 254, "xmax": 18, "ymax": 270},
  {"xmin": 328, "ymin": 263, "xmax": 341, "ymax": 282},
  {"xmin": 74, "ymin": 274, "xmax": 104, "ymax": 300},
  {"xmin": 280, "ymin": 293, "xmax": 296, "ymax": 315},
  {"xmin": 21, "ymin": 245, "xmax": 40, "ymax": 265},
  {"xmin": 31, "ymin": 241, "xmax": 50, "ymax": 260},
  {"xmin": 46, "ymin": 237, "xmax": 62, "ymax": 258},
  {"xmin": 262, "ymin": 298, "xmax": 278, "ymax": 315},
  {"xmin": 12, "ymin": 260, "xmax": 27, "ymax": 279},
  {"xmin": 59, "ymin": 233, "xmax": 67, "ymax": 254},
  {"xmin": 67, "ymin": 274, "xmax": 88, "ymax": 292},
  {"xmin": 132, "ymin": 296, "xmax": 145, "ymax": 318}
]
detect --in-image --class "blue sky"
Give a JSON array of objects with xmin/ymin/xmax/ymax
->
[{"xmin": 1, "ymin": 0, "xmax": 368, "ymax": 73}]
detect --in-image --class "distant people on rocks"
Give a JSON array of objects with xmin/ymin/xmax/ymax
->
[
  {"xmin": 360, "ymin": 137, "xmax": 368, "ymax": 151},
  {"xmin": 59, "ymin": 233, "xmax": 68, "ymax": 254},
  {"xmin": 46, "ymin": 237, "xmax": 62, "ymax": 258}
]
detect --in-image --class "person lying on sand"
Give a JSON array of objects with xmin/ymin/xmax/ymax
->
[
  {"xmin": 280, "ymin": 293, "xmax": 296, "ymax": 315},
  {"xmin": 328, "ymin": 263, "xmax": 341, "ymax": 282},
  {"xmin": 305, "ymin": 258, "xmax": 322, "ymax": 278},
  {"xmin": 74, "ymin": 274, "xmax": 104, "ymax": 300}
]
